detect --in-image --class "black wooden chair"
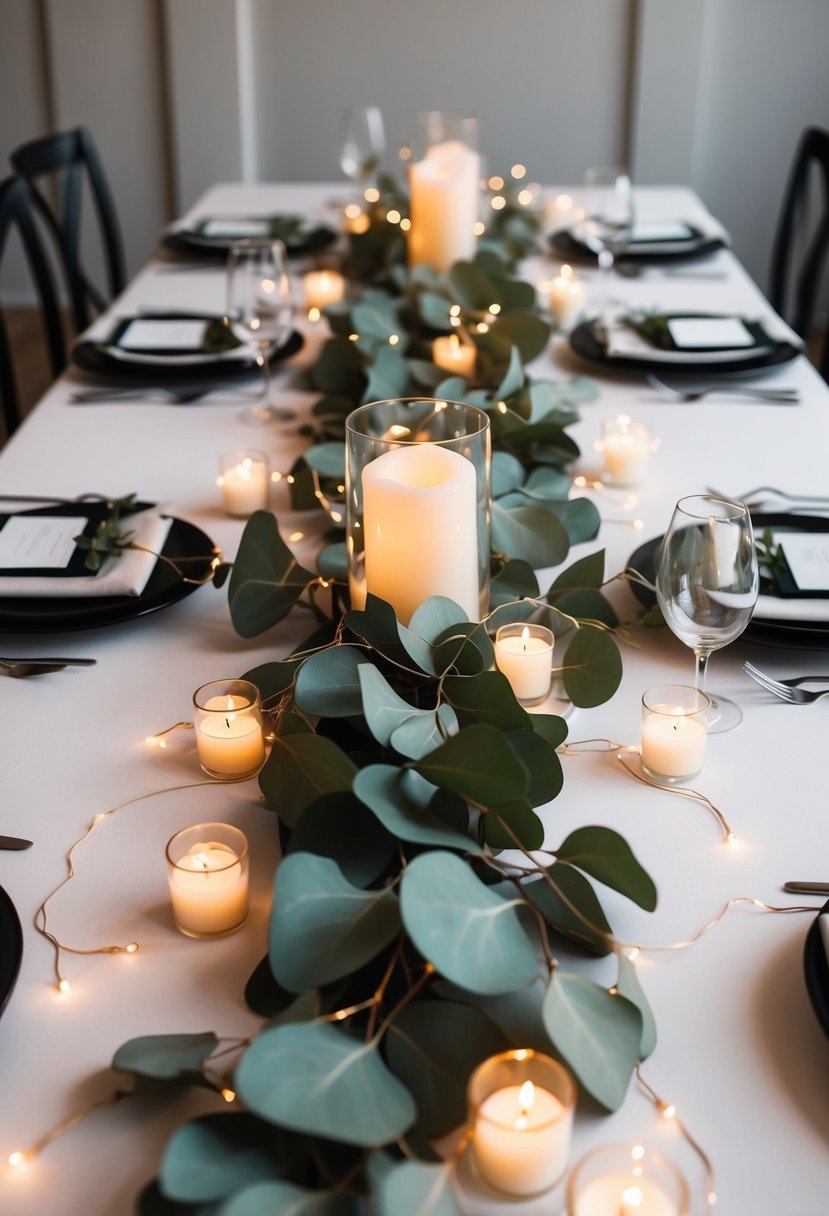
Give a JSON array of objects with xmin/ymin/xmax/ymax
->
[
  {"xmin": 11, "ymin": 126, "xmax": 126, "ymax": 333},
  {"xmin": 0, "ymin": 175, "xmax": 65, "ymax": 438},
  {"xmin": 769, "ymin": 126, "xmax": 829, "ymax": 379}
]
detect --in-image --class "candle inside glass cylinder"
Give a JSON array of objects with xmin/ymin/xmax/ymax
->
[
  {"xmin": 408, "ymin": 139, "xmax": 480, "ymax": 274},
  {"xmin": 641, "ymin": 685, "xmax": 710, "ymax": 783},
  {"xmin": 193, "ymin": 680, "xmax": 266, "ymax": 780},
  {"xmin": 494, "ymin": 624, "xmax": 553, "ymax": 704},
  {"xmin": 304, "ymin": 269, "xmax": 345, "ymax": 312},
  {"xmin": 166, "ymin": 825, "xmax": 249, "ymax": 938},
  {"xmin": 572, "ymin": 1174, "xmax": 679, "ymax": 1216},
  {"xmin": 549, "ymin": 267, "xmax": 585, "ymax": 330},
  {"xmin": 473, "ymin": 1079, "xmax": 571, "ymax": 1195},
  {"xmin": 432, "ymin": 333, "xmax": 476, "ymax": 378},
  {"xmin": 361, "ymin": 443, "xmax": 479, "ymax": 625}
]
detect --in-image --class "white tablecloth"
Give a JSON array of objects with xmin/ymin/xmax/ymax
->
[{"xmin": 1, "ymin": 184, "xmax": 828, "ymax": 1216}]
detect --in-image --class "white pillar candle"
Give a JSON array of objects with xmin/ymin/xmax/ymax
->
[
  {"xmin": 218, "ymin": 452, "xmax": 269, "ymax": 517},
  {"xmin": 572, "ymin": 1174, "xmax": 679, "ymax": 1216},
  {"xmin": 408, "ymin": 139, "xmax": 481, "ymax": 274},
  {"xmin": 432, "ymin": 333, "xmax": 476, "ymax": 378},
  {"xmin": 196, "ymin": 695, "xmax": 265, "ymax": 778},
  {"xmin": 550, "ymin": 271, "xmax": 585, "ymax": 330},
  {"xmin": 304, "ymin": 269, "xmax": 346, "ymax": 312},
  {"xmin": 167, "ymin": 838, "xmax": 249, "ymax": 937},
  {"xmin": 602, "ymin": 417, "xmax": 652, "ymax": 487},
  {"xmin": 494, "ymin": 625, "xmax": 553, "ymax": 703},
  {"xmin": 641, "ymin": 705, "xmax": 707, "ymax": 780},
  {"xmin": 473, "ymin": 1080, "xmax": 572, "ymax": 1195},
  {"xmin": 362, "ymin": 443, "xmax": 479, "ymax": 625}
]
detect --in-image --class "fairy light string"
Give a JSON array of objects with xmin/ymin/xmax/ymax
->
[{"xmin": 635, "ymin": 1064, "xmax": 719, "ymax": 1212}]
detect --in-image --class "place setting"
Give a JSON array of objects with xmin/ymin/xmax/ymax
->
[{"xmin": 160, "ymin": 210, "xmax": 338, "ymax": 262}]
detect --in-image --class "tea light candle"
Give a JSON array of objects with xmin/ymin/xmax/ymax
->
[
  {"xmin": 572, "ymin": 1175, "xmax": 679, "ymax": 1216},
  {"xmin": 218, "ymin": 451, "xmax": 269, "ymax": 517},
  {"xmin": 641, "ymin": 685, "xmax": 710, "ymax": 783},
  {"xmin": 304, "ymin": 269, "xmax": 345, "ymax": 312},
  {"xmin": 166, "ymin": 824, "xmax": 249, "ymax": 938},
  {"xmin": 549, "ymin": 268, "xmax": 585, "ymax": 330},
  {"xmin": 193, "ymin": 680, "xmax": 266, "ymax": 780},
  {"xmin": 602, "ymin": 416, "xmax": 653, "ymax": 487},
  {"xmin": 473, "ymin": 1080, "xmax": 570, "ymax": 1195},
  {"xmin": 408, "ymin": 139, "xmax": 481, "ymax": 274},
  {"xmin": 432, "ymin": 333, "xmax": 476, "ymax": 378},
  {"xmin": 362, "ymin": 443, "xmax": 479, "ymax": 625},
  {"xmin": 494, "ymin": 624, "xmax": 553, "ymax": 704}
]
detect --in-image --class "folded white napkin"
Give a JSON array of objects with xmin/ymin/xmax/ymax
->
[
  {"xmin": 0, "ymin": 509, "xmax": 172, "ymax": 598},
  {"xmin": 753, "ymin": 592, "xmax": 829, "ymax": 623},
  {"xmin": 77, "ymin": 314, "xmax": 253, "ymax": 367},
  {"xmin": 571, "ymin": 212, "xmax": 730, "ymax": 255},
  {"xmin": 605, "ymin": 311, "xmax": 803, "ymax": 364}
]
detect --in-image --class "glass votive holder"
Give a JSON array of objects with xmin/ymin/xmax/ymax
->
[
  {"xmin": 193, "ymin": 679, "xmax": 266, "ymax": 780},
  {"xmin": 303, "ymin": 268, "xmax": 346, "ymax": 318},
  {"xmin": 494, "ymin": 624, "xmax": 554, "ymax": 705},
  {"xmin": 567, "ymin": 1143, "xmax": 690, "ymax": 1215},
  {"xmin": 467, "ymin": 1048, "xmax": 576, "ymax": 1197},
  {"xmin": 641, "ymin": 684, "xmax": 711, "ymax": 784},
  {"xmin": 166, "ymin": 821, "xmax": 249, "ymax": 939},
  {"xmin": 601, "ymin": 415, "xmax": 653, "ymax": 486},
  {"xmin": 218, "ymin": 450, "xmax": 269, "ymax": 517}
]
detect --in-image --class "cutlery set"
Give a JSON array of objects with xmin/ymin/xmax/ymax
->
[
  {"xmin": 647, "ymin": 373, "xmax": 800, "ymax": 403},
  {"xmin": 743, "ymin": 662, "xmax": 829, "ymax": 704}
]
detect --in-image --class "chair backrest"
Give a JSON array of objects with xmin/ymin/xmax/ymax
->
[
  {"xmin": 0, "ymin": 175, "xmax": 66, "ymax": 438},
  {"xmin": 11, "ymin": 126, "xmax": 126, "ymax": 333},
  {"xmin": 769, "ymin": 126, "xmax": 829, "ymax": 377}
]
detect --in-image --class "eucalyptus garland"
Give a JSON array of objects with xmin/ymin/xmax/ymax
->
[{"xmin": 112, "ymin": 177, "xmax": 664, "ymax": 1216}]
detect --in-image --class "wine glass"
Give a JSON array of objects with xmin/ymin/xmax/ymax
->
[
  {"xmin": 339, "ymin": 106, "xmax": 385, "ymax": 197},
  {"xmin": 226, "ymin": 239, "xmax": 295, "ymax": 424},
  {"xmin": 656, "ymin": 494, "xmax": 759, "ymax": 732},
  {"xmin": 581, "ymin": 167, "xmax": 634, "ymax": 334}
]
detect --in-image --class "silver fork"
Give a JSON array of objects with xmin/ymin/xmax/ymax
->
[
  {"xmin": 743, "ymin": 662, "xmax": 829, "ymax": 703},
  {"xmin": 646, "ymin": 375, "xmax": 800, "ymax": 404}
]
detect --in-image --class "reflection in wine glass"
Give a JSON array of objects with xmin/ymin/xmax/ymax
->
[
  {"xmin": 582, "ymin": 167, "xmax": 633, "ymax": 334},
  {"xmin": 226, "ymin": 239, "xmax": 295, "ymax": 424},
  {"xmin": 339, "ymin": 106, "xmax": 385, "ymax": 198},
  {"xmin": 656, "ymin": 494, "xmax": 758, "ymax": 732}
]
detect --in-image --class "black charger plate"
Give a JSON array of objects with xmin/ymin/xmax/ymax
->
[
  {"xmin": 569, "ymin": 317, "xmax": 800, "ymax": 378},
  {"xmin": 626, "ymin": 513, "xmax": 829, "ymax": 651},
  {"xmin": 0, "ymin": 503, "xmax": 216, "ymax": 633},
  {"xmin": 550, "ymin": 226, "xmax": 725, "ymax": 264},
  {"xmin": 162, "ymin": 222, "xmax": 337, "ymax": 261},
  {"xmin": 0, "ymin": 884, "xmax": 22, "ymax": 1018},
  {"xmin": 804, "ymin": 899, "xmax": 829, "ymax": 1039},
  {"xmin": 71, "ymin": 325, "xmax": 303, "ymax": 386}
]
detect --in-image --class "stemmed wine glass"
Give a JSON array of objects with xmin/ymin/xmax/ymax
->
[
  {"xmin": 581, "ymin": 167, "xmax": 634, "ymax": 334},
  {"xmin": 226, "ymin": 238, "xmax": 295, "ymax": 424},
  {"xmin": 656, "ymin": 494, "xmax": 759, "ymax": 732},
  {"xmin": 339, "ymin": 106, "xmax": 385, "ymax": 198}
]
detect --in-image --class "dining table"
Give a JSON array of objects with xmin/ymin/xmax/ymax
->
[{"xmin": 1, "ymin": 180, "xmax": 829, "ymax": 1216}]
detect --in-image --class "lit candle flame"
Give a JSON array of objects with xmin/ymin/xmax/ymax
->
[
  {"xmin": 620, "ymin": 1185, "xmax": 643, "ymax": 1214},
  {"xmin": 514, "ymin": 1079, "xmax": 535, "ymax": 1130},
  {"xmin": 521, "ymin": 626, "xmax": 530, "ymax": 652}
]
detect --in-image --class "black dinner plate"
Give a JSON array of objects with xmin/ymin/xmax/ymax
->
[
  {"xmin": 0, "ymin": 502, "xmax": 217, "ymax": 633},
  {"xmin": 804, "ymin": 899, "xmax": 829, "ymax": 1039},
  {"xmin": 162, "ymin": 221, "xmax": 337, "ymax": 261},
  {"xmin": 626, "ymin": 513, "xmax": 829, "ymax": 651},
  {"xmin": 0, "ymin": 883, "xmax": 23, "ymax": 1018},
  {"xmin": 71, "ymin": 322, "xmax": 303, "ymax": 386},
  {"xmin": 550, "ymin": 226, "xmax": 725, "ymax": 264},
  {"xmin": 569, "ymin": 316, "xmax": 800, "ymax": 378}
]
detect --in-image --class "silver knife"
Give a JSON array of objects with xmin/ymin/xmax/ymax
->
[
  {"xmin": 784, "ymin": 881, "xmax": 829, "ymax": 894},
  {"xmin": 0, "ymin": 835, "xmax": 33, "ymax": 850}
]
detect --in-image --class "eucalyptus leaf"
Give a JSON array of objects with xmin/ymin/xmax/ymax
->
[
  {"xmin": 495, "ymin": 345, "xmax": 524, "ymax": 400},
  {"xmin": 235, "ymin": 1022, "xmax": 416, "ymax": 1147},
  {"xmin": 295, "ymin": 646, "xmax": 365, "ymax": 717},
  {"xmin": 259, "ymin": 734, "xmax": 358, "ymax": 827},
  {"xmin": 523, "ymin": 465, "xmax": 573, "ymax": 498},
  {"xmin": 408, "ymin": 596, "xmax": 469, "ymax": 643},
  {"xmin": 317, "ymin": 542, "xmax": 348, "ymax": 582},
  {"xmin": 396, "ymin": 620, "xmax": 437, "ymax": 674},
  {"xmin": 362, "ymin": 346, "xmax": 409, "ymax": 405},
  {"xmin": 137, "ymin": 1179, "xmax": 211, "ymax": 1215},
  {"xmin": 542, "ymin": 971, "xmax": 642, "ymax": 1110},
  {"xmin": 544, "ymin": 497, "xmax": 601, "ymax": 546},
  {"xmin": 413, "ymin": 723, "xmax": 530, "ymax": 806},
  {"xmin": 344, "ymin": 595, "xmax": 413, "ymax": 667},
  {"xmin": 113, "ymin": 1033, "xmax": 218, "ymax": 1082},
  {"xmin": 615, "ymin": 952, "xmax": 657, "ymax": 1059},
  {"xmin": 523, "ymin": 863, "xmax": 613, "ymax": 956},
  {"xmin": 550, "ymin": 549, "xmax": 605, "ymax": 591},
  {"xmin": 531, "ymin": 714, "xmax": 569, "ymax": 750},
  {"xmin": 358, "ymin": 663, "xmax": 422, "ymax": 746},
  {"xmin": 491, "ymin": 451, "xmax": 527, "ymax": 498},
  {"xmin": 448, "ymin": 261, "xmax": 499, "ymax": 311},
  {"xmin": 228, "ymin": 512, "xmax": 316, "ymax": 638},
  {"xmin": 408, "ymin": 358, "xmax": 447, "ymax": 388},
  {"xmin": 352, "ymin": 298, "xmax": 399, "ymax": 341},
  {"xmin": 443, "ymin": 671, "xmax": 531, "ymax": 732},
  {"xmin": 489, "ymin": 559, "xmax": 540, "ymax": 607},
  {"xmin": 484, "ymin": 800, "xmax": 545, "ymax": 851},
  {"xmin": 374, "ymin": 1161, "xmax": 460, "ymax": 1216},
  {"xmin": 432, "ymin": 628, "xmax": 485, "ymax": 676},
  {"xmin": 245, "ymin": 957, "xmax": 309, "ymax": 1019},
  {"xmin": 312, "ymin": 336, "xmax": 365, "ymax": 398},
  {"xmin": 269, "ymin": 853, "xmax": 400, "ymax": 991},
  {"xmin": 242, "ymin": 659, "xmax": 302, "ymax": 704},
  {"xmin": 417, "ymin": 290, "xmax": 454, "ymax": 329},
  {"xmin": 159, "ymin": 1113, "xmax": 284, "ymax": 1203},
  {"xmin": 400, "ymin": 851, "xmax": 539, "ymax": 994},
  {"xmin": 490, "ymin": 312, "xmax": 551, "ymax": 365},
  {"xmin": 504, "ymin": 729, "xmax": 563, "ymax": 806},
  {"xmin": 491, "ymin": 501, "xmax": 570, "ymax": 568},
  {"xmin": 555, "ymin": 825, "xmax": 657, "ymax": 912},
  {"xmin": 302, "ymin": 443, "xmax": 347, "ymax": 480},
  {"xmin": 388, "ymin": 702, "xmax": 459, "ymax": 760},
  {"xmin": 353, "ymin": 765, "xmax": 479, "ymax": 854},
  {"xmin": 287, "ymin": 792, "xmax": 396, "ymax": 888},
  {"xmin": 433, "ymin": 376, "xmax": 469, "ymax": 401},
  {"xmin": 218, "ymin": 1182, "xmax": 358, "ymax": 1216},
  {"xmin": 549, "ymin": 589, "xmax": 618, "ymax": 628},
  {"xmin": 560, "ymin": 628, "xmax": 623, "ymax": 708}
]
